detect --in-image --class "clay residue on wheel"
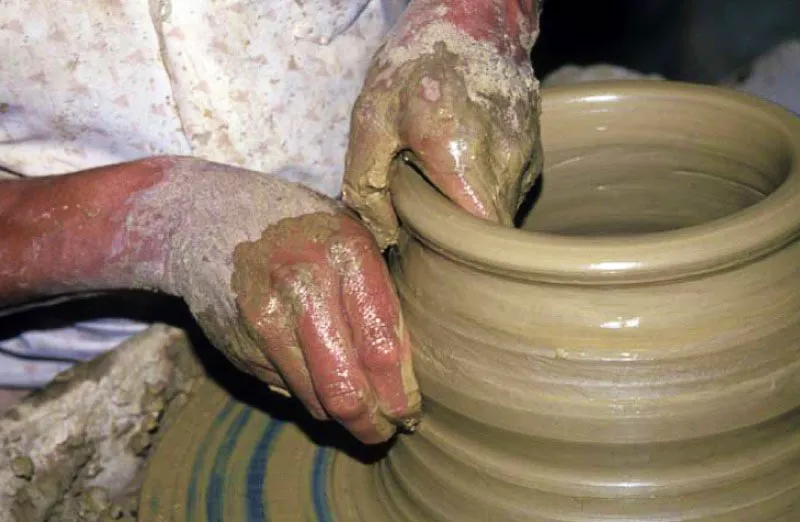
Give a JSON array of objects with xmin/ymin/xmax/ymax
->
[{"xmin": 0, "ymin": 325, "xmax": 204, "ymax": 522}]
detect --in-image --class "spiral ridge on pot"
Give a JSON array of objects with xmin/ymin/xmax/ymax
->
[{"xmin": 331, "ymin": 81, "xmax": 800, "ymax": 521}]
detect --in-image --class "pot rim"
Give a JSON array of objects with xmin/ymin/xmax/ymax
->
[{"xmin": 390, "ymin": 80, "xmax": 800, "ymax": 284}]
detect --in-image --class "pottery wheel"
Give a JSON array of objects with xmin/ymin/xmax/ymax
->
[{"xmin": 138, "ymin": 377, "xmax": 384, "ymax": 521}]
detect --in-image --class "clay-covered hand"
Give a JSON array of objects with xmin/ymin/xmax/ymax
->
[
  {"xmin": 138, "ymin": 160, "xmax": 424, "ymax": 445},
  {"xmin": 343, "ymin": 0, "xmax": 544, "ymax": 248},
  {"xmin": 226, "ymin": 211, "xmax": 420, "ymax": 444},
  {"xmin": 0, "ymin": 157, "xmax": 420, "ymax": 445}
]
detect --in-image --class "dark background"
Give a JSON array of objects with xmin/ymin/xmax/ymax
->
[{"xmin": 532, "ymin": 0, "xmax": 800, "ymax": 84}]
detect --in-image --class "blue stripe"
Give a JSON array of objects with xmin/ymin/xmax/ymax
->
[
  {"xmin": 207, "ymin": 408, "xmax": 253, "ymax": 522},
  {"xmin": 188, "ymin": 401, "xmax": 237, "ymax": 521},
  {"xmin": 246, "ymin": 419, "xmax": 286, "ymax": 521},
  {"xmin": 148, "ymin": 492, "xmax": 160, "ymax": 514},
  {"xmin": 312, "ymin": 447, "xmax": 333, "ymax": 522}
]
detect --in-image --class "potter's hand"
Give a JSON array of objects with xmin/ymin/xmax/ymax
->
[
  {"xmin": 228, "ymin": 211, "xmax": 420, "ymax": 444},
  {"xmin": 343, "ymin": 0, "xmax": 544, "ymax": 248},
  {"xmin": 0, "ymin": 157, "xmax": 420, "ymax": 445}
]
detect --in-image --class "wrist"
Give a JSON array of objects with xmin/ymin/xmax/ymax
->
[
  {"xmin": 160, "ymin": 159, "xmax": 340, "ymax": 314},
  {"xmin": 395, "ymin": 0, "xmax": 540, "ymax": 62}
]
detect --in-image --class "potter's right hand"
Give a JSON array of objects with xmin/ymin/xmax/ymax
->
[{"xmin": 343, "ymin": 0, "xmax": 544, "ymax": 248}]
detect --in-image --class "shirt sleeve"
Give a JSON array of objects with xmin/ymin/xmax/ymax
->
[{"xmin": 294, "ymin": 0, "xmax": 410, "ymax": 44}]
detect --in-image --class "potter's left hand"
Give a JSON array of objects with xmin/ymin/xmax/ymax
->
[
  {"xmin": 230, "ymin": 211, "xmax": 421, "ymax": 444},
  {"xmin": 0, "ymin": 157, "xmax": 420, "ymax": 445},
  {"xmin": 343, "ymin": 0, "xmax": 544, "ymax": 248}
]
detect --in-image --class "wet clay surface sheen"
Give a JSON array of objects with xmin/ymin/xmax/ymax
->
[{"xmin": 140, "ymin": 81, "xmax": 800, "ymax": 521}]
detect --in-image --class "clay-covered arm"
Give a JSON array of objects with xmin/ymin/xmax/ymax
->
[
  {"xmin": 343, "ymin": 0, "xmax": 543, "ymax": 248},
  {"xmin": 0, "ymin": 159, "xmax": 174, "ymax": 301},
  {"xmin": 393, "ymin": 0, "xmax": 540, "ymax": 62},
  {"xmin": 0, "ymin": 156, "xmax": 420, "ymax": 444}
]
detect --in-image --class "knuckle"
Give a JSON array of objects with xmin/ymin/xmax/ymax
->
[
  {"xmin": 273, "ymin": 264, "xmax": 320, "ymax": 294},
  {"xmin": 321, "ymin": 386, "xmax": 368, "ymax": 422},
  {"xmin": 360, "ymin": 341, "xmax": 401, "ymax": 374},
  {"xmin": 272, "ymin": 264, "xmax": 302, "ymax": 284},
  {"xmin": 339, "ymin": 229, "xmax": 375, "ymax": 255},
  {"xmin": 327, "ymin": 234, "xmax": 377, "ymax": 272}
]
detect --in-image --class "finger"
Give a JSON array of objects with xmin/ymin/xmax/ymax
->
[
  {"xmin": 248, "ymin": 288, "xmax": 328, "ymax": 420},
  {"xmin": 332, "ymin": 221, "xmax": 421, "ymax": 426},
  {"xmin": 408, "ymin": 137, "xmax": 506, "ymax": 225},
  {"xmin": 343, "ymin": 92, "xmax": 402, "ymax": 249},
  {"xmin": 278, "ymin": 263, "xmax": 396, "ymax": 444},
  {"xmin": 401, "ymin": 86, "xmax": 506, "ymax": 224},
  {"xmin": 400, "ymin": 64, "xmax": 516, "ymax": 225}
]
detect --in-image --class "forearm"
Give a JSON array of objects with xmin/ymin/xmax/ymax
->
[
  {"xmin": 0, "ymin": 156, "xmax": 337, "ymax": 306},
  {"xmin": 0, "ymin": 159, "xmax": 171, "ymax": 302},
  {"xmin": 393, "ymin": 0, "xmax": 541, "ymax": 62}
]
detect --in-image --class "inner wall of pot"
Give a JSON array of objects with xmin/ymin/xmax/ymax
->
[{"xmin": 519, "ymin": 91, "xmax": 793, "ymax": 237}]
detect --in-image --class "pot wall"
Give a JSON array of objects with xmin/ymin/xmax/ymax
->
[
  {"xmin": 393, "ymin": 232, "xmax": 800, "ymax": 443},
  {"xmin": 369, "ymin": 81, "xmax": 800, "ymax": 521}
]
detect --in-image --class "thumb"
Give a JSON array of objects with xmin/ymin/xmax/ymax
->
[{"xmin": 343, "ymin": 98, "xmax": 403, "ymax": 250}]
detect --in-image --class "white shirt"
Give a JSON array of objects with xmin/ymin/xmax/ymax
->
[{"xmin": 0, "ymin": 0, "xmax": 408, "ymax": 195}]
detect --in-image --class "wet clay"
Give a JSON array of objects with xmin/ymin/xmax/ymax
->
[
  {"xmin": 0, "ymin": 325, "xmax": 204, "ymax": 522},
  {"xmin": 140, "ymin": 81, "xmax": 800, "ymax": 521}
]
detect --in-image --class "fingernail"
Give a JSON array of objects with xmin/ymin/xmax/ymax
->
[{"xmin": 268, "ymin": 384, "xmax": 292, "ymax": 398}]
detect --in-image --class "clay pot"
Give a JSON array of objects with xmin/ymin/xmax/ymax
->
[
  {"xmin": 138, "ymin": 81, "xmax": 800, "ymax": 522},
  {"xmin": 332, "ymin": 81, "xmax": 800, "ymax": 520}
]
